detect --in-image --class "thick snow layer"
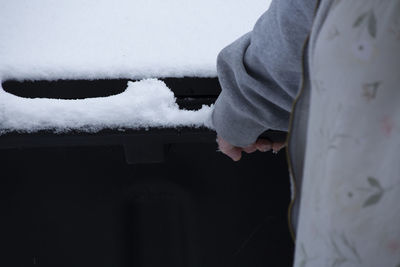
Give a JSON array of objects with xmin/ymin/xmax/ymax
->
[
  {"xmin": 0, "ymin": 79, "xmax": 213, "ymax": 134},
  {"xmin": 0, "ymin": 0, "xmax": 270, "ymax": 132},
  {"xmin": 0, "ymin": 0, "xmax": 270, "ymax": 81}
]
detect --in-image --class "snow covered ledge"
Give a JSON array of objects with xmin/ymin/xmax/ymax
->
[
  {"xmin": 0, "ymin": 79, "xmax": 214, "ymax": 134},
  {"xmin": 0, "ymin": 0, "xmax": 270, "ymax": 134}
]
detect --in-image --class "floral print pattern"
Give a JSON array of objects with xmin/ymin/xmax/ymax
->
[{"xmin": 293, "ymin": 1, "xmax": 400, "ymax": 266}]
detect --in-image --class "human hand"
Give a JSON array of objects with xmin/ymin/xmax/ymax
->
[{"xmin": 217, "ymin": 135, "xmax": 285, "ymax": 161}]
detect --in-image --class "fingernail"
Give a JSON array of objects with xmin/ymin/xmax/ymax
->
[
  {"xmin": 260, "ymin": 146, "xmax": 271, "ymax": 152},
  {"xmin": 232, "ymin": 156, "xmax": 241, "ymax": 162}
]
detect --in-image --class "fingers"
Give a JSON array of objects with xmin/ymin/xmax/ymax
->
[
  {"xmin": 242, "ymin": 144, "xmax": 257, "ymax": 153},
  {"xmin": 271, "ymin": 141, "xmax": 286, "ymax": 153},
  {"xmin": 255, "ymin": 139, "xmax": 272, "ymax": 152},
  {"xmin": 217, "ymin": 135, "xmax": 285, "ymax": 162},
  {"xmin": 244, "ymin": 139, "xmax": 273, "ymax": 153},
  {"xmin": 224, "ymin": 146, "xmax": 243, "ymax": 161},
  {"xmin": 217, "ymin": 136, "xmax": 242, "ymax": 161}
]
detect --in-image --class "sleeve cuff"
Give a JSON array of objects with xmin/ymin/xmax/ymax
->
[{"xmin": 211, "ymin": 90, "xmax": 267, "ymax": 147}]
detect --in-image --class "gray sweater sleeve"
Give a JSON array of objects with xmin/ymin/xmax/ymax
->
[{"xmin": 211, "ymin": 0, "xmax": 317, "ymax": 147}]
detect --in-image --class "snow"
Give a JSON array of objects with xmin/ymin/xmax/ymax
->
[
  {"xmin": 0, "ymin": 0, "xmax": 271, "ymax": 133},
  {"xmin": 0, "ymin": 79, "xmax": 214, "ymax": 134},
  {"xmin": 0, "ymin": 0, "xmax": 269, "ymax": 81}
]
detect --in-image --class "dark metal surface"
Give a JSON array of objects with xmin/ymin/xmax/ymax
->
[
  {"xmin": 0, "ymin": 144, "xmax": 294, "ymax": 267},
  {"xmin": 0, "ymin": 128, "xmax": 215, "ymax": 149}
]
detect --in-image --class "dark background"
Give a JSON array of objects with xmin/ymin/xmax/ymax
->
[{"xmin": 0, "ymin": 143, "xmax": 293, "ymax": 267}]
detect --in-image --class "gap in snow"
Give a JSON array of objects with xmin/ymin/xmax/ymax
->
[
  {"xmin": 2, "ymin": 79, "xmax": 129, "ymax": 100},
  {"xmin": 1, "ymin": 78, "xmax": 221, "ymax": 100}
]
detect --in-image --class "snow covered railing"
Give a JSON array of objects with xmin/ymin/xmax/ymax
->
[
  {"xmin": 0, "ymin": 77, "xmax": 220, "ymax": 163},
  {"xmin": 0, "ymin": 0, "xmax": 273, "ymax": 163},
  {"xmin": 0, "ymin": 76, "xmax": 285, "ymax": 163},
  {"xmin": 0, "ymin": 79, "xmax": 215, "ymax": 135}
]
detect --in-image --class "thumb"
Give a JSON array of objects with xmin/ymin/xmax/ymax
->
[{"xmin": 225, "ymin": 146, "xmax": 243, "ymax": 161}]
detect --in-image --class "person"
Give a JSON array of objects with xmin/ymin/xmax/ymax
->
[
  {"xmin": 212, "ymin": 0, "xmax": 316, "ymax": 161},
  {"xmin": 211, "ymin": 0, "xmax": 400, "ymax": 266}
]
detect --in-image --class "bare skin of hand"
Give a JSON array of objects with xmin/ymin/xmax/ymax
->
[{"xmin": 217, "ymin": 135, "xmax": 286, "ymax": 162}]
